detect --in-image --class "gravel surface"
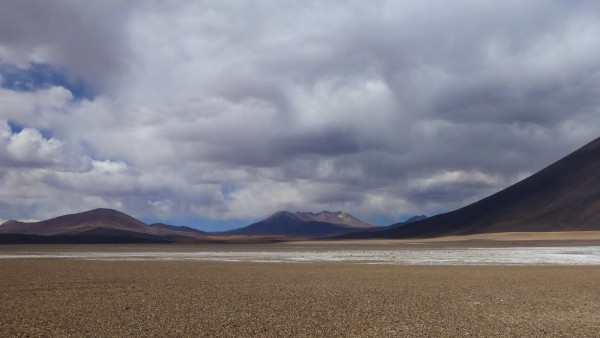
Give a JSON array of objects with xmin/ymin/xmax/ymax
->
[{"xmin": 1, "ymin": 259, "xmax": 600, "ymax": 337}]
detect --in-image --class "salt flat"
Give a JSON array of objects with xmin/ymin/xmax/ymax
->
[{"xmin": 2, "ymin": 245, "xmax": 600, "ymax": 264}]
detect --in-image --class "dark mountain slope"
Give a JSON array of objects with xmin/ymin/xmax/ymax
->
[
  {"xmin": 149, "ymin": 223, "xmax": 209, "ymax": 236},
  {"xmin": 0, "ymin": 232, "xmax": 172, "ymax": 244},
  {"xmin": 352, "ymin": 137, "xmax": 600, "ymax": 238}
]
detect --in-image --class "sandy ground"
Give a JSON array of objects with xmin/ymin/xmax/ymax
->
[{"xmin": 1, "ymin": 258, "xmax": 600, "ymax": 337}]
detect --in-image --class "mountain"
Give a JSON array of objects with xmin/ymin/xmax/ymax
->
[
  {"xmin": 0, "ymin": 232, "xmax": 172, "ymax": 244},
  {"xmin": 339, "ymin": 215, "xmax": 429, "ymax": 235},
  {"xmin": 148, "ymin": 223, "xmax": 209, "ymax": 236},
  {"xmin": 0, "ymin": 208, "xmax": 206, "ymax": 242},
  {"xmin": 398, "ymin": 215, "xmax": 428, "ymax": 226},
  {"xmin": 0, "ymin": 208, "xmax": 147, "ymax": 236},
  {"xmin": 348, "ymin": 136, "xmax": 600, "ymax": 239},
  {"xmin": 293, "ymin": 211, "xmax": 376, "ymax": 229},
  {"xmin": 224, "ymin": 211, "xmax": 377, "ymax": 237}
]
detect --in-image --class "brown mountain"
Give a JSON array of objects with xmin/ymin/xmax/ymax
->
[
  {"xmin": 0, "ymin": 208, "xmax": 206, "ymax": 241},
  {"xmin": 224, "ymin": 211, "xmax": 378, "ymax": 237},
  {"xmin": 294, "ymin": 211, "xmax": 376, "ymax": 229},
  {"xmin": 346, "ymin": 136, "xmax": 600, "ymax": 238}
]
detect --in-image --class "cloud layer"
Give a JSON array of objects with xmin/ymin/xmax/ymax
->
[{"xmin": 1, "ymin": 1, "xmax": 600, "ymax": 228}]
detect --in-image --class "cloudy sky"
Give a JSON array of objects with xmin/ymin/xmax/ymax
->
[{"xmin": 1, "ymin": 1, "xmax": 600, "ymax": 230}]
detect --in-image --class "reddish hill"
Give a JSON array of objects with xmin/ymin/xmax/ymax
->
[{"xmin": 0, "ymin": 208, "xmax": 206, "ymax": 241}]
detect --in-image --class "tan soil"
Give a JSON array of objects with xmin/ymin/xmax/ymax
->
[{"xmin": 1, "ymin": 259, "xmax": 600, "ymax": 337}]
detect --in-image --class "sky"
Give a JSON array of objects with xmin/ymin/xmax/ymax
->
[{"xmin": 1, "ymin": 1, "xmax": 600, "ymax": 231}]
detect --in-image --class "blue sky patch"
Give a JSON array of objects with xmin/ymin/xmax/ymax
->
[
  {"xmin": 6, "ymin": 120, "xmax": 24, "ymax": 133},
  {"xmin": 6, "ymin": 120, "xmax": 55, "ymax": 139},
  {"xmin": 0, "ymin": 62, "xmax": 93, "ymax": 100},
  {"xmin": 220, "ymin": 184, "xmax": 238, "ymax": 200}
]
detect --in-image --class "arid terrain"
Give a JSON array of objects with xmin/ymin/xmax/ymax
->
[{"xmin": 1, "ymin": 243, "xmax": 600, "ymax": 337}]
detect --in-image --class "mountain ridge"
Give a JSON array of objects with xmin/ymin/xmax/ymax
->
[
  {"xmin": 0, "ymin": 208, "xmax": 377, "ymax": 240},
  {"xmin": 225, "ymin": 210, "xmax": 377, "ymax": 237},
  {"xmin": 0, "ymin": 208, "xmax": 206, "ymax": 241},
  {"xmin": 344, "ymin": 136, "xmax": 600, "ymax": 239}
]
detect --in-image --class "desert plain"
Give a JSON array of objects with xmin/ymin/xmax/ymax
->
[{"xmin": 1, "ymin": 240, "xmax": 600, "ymax": 337}]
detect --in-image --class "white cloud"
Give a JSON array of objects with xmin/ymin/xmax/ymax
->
[
  {"xmin": 408, "ymin": 170, "xmax": 503, "ymax": 191},
  {"xmin": 91, "ymin": 160, "xmax": 127, "ymax": 174},
  {"xmin": 0, "ymin": 86, "xmax": 73, "ymax": 130},
  {"xmin": 1, "ymin": 1, "xmax": 600, "ymax": 226},
  {"xmin": 0, "ymin": 119, "xmax": 66, "ymax": 168},
  {"xmin": 7, "ymin": 128, "xmax": 63, "ymax": 164},
  {"xmin": 0, "ymin": 120, "xmax": 10, "ymax": 139}
]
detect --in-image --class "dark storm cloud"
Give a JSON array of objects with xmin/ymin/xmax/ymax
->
[
  {"xmin": 0, "ymin": 0, "xmax": 133, "ymax": 91},
  {"xmin": 204, "ymin": 127, "xmax": 383, "ymax": 168},
  {"xmin": 1, "ymin": 1, "xmax": 600, "ymax": 226}
]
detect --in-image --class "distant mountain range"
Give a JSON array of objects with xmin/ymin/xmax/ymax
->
[
  {"xmin": 345, "ymin": 136, "xmax": 600, "ymax": 239},
  {"xmin": 0, "ymin": 208, "xmax": 376, "ymax": 242},
  {"xmin": 0, "ymin": 208, "xmax": 209, "ymax": 243},
  {"xmin": 223, "ymin": 211, "xmax": 378, "ymax": 237}
]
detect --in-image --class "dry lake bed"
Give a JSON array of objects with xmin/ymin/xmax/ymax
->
[{"xmin": 1, "ymin": 243, "xmax": 600, "ymax": 336}]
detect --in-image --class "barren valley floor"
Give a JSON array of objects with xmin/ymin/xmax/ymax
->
[{"xmin": 1, "ymin": 244, "xmax": 600, "ymax": 336}]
